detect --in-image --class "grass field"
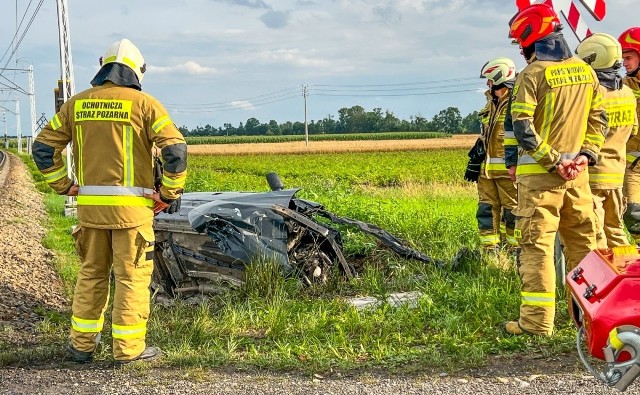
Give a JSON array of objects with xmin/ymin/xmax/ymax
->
[{"xmin": 9, "ymin": 143, "xmax": 579, "ymax": 373}]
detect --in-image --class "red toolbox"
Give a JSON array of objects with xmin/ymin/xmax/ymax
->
[{"xmin": 567, "ymin": 248, "xmax": 640, "ymax": 360}]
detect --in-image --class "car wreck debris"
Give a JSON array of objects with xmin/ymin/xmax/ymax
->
[{"xmin": 152, "ymin": 174, "xmax": 440, "ymax": 299}]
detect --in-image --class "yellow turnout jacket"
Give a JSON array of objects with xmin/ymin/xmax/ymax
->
[
  {"xmin": 508, "ymin": 56, "xmax": 607, "ymax": 189},
  {"xmin": 33, "ymin": 82, "xmax": 187, "ymax": 229}
]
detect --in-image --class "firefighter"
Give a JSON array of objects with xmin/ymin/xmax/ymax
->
[
  {"xmin": 577, "ymin": 33, "xmax": 639, "ymax": 249},
  {"xmin": 619, "ymin": 27, "xmax": 640, "ymax": 244},
  {"xmin": 32, "ymin": 39, "xmax": 187, "ymax": 365},
  {"xmin": 504, "ymin": 3, "xmax": 607, "ymax": 336},
  {"xmin": 475, "ymin": 58, "xmax": 518, "ymax": 250}
]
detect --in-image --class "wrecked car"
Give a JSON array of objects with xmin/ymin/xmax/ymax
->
[{"xmin": 151, "ymin": 173, "xmax": 440, "ymax": 299}]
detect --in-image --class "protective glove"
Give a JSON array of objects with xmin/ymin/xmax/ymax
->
[
  {"xmin": 464, "ymin": 161, "xmax": 481, "ymax": 183},
  {"xmin": 160, "ymin": 194, "xmax": 181, "ymax": 214}
]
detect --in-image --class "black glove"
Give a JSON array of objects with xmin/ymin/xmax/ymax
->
[
  {"xmin": 464, "ymin": 138, "xmax": 485, "ymax": 183},
  {"xmin": 464, "ymin": 161, "xmax": 481, "ymax": 182},
  {"xmin": 160, "ymin": 194, "xmax": 181, "ymax": 214}
]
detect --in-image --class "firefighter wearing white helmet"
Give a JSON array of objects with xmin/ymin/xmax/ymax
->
[
  {"xmin": 469, "ymin": 57, "xmax": 518, "ymax": 251},
  {"xmin": 576, "ymin": 33, "xmax": 639, "ymax": 248},
  {"xmin": 32, "ymin": 38, "xmax": 187, "ymax": 365}
]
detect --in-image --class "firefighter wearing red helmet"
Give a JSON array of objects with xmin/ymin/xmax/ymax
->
[
  {"xmin": 32, "ymin": 39, "xmax": 187, "ymax": 365},
  {"xmin": 504, "ymin": 3, "xmax": 607, "ymax": 336},
  {"xmin": 472, "ymin": 58, "xmax": 518, "ymax": 251},
  {"xmin": 576, "ymin": 33, "xmax": 639, "ymax": 249},
  {"xmin": 618, "ymin": 27, "xmax": 640, "ymax": 244}
]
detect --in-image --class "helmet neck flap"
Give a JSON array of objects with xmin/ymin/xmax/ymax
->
[
  {"xmin": 533, "ymin": 32, "xmax": 573, "ymax": 61},
  {"xmin": 596, "ymin": 68, "xmax": 623, "ymax": 90},
  {"xmin": 90, "ymin": 63, "xmax": 142, "ymax": 90}
]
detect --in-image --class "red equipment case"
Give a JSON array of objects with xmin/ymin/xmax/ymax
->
[{"xmin": 567, "ymin": 248, "xmax": 640, "ymax": 360}]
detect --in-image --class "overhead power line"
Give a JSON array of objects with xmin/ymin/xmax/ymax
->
[
  {"xmin": 163, "ymin": 77, "xmax": 485, "ymax": 113},
  {"xmin": 0, "ymin": 0, "xmax": 35, "ymax": 68},
  {"xmin": 312, "ymin": 76, "xmax": 479, "ymax": 87},
  {"xmin": 312, "ymin": 88, "xmax": 482, "ymax": 97},
  {"xmin": 0, "ymin": 0, "xmax": 45, "ymax": 97}
]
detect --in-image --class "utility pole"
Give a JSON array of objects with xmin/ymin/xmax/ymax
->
[
  {"xmin": 1, "ymin": 111, "xmax": 6, "ymax": 149},
  {"xmin": 0, "ymin": 102, "xmax": 17, "ymax": 149},
  {"xmin": 27, "ymin": 65, "xmax": 37, "ymax": 147},
  {"xmin": 56, "ymin": 0, "xmax": 76, "ymax": 214},
  {"xmin": 0, "ymin": 66, "xmax": 38, "ymax": 151},
  {"xmin": 303, "ymin": 84, "xmax": 309, "ymax": 146},
  {"xmin": 15, "ymin": 98, "xmax": 21, "ymax": 153}
]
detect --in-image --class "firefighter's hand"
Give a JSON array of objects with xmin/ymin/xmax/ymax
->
[
  {"xmin": 573, "ymin": 155, "xmax": 589, "ymax": 174},
  {"xmin": 144, "ymin": 191, "xmax": 170, "ymax": 214},
  {"xmin": 508, "ymin": 166, "xmax": 517, "ymax": 181},
  {"xmin": 66, "ymin": 184, "xmax": 79, "ymax": 196},
  {"xmin": 556, "ymin": 159, "xmax": 578, "ymax": 180}
]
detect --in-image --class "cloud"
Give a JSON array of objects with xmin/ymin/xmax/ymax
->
[
  {"xmin": 214, "ymin": 0, "xmax": 271, "ymax": 9},
  {"xmin": 257, "ymin": 48, "xmax": 328, "ymax": 67},
  {"xmin": 373, "ymin": 6, "xmax": 402, "ymax": 24},
  {"xmin": 148, "ymin": 61, "xmax": 218, "ymax": 75},
  {"xmin": 260, "ymin": 10, "xmax": 290, "ymax": 29},
  {"xmin": 231, "ymin": 100, "xmax": 256, "ymax": 110}
]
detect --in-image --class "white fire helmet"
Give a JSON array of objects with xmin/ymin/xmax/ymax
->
[
  {"xmin": 479, "ymin": 57, "xmax": 517, "ymax": 85},
  {"xmin": 576, "ymin": 33, "xmax": 623, "ymax": 70},
  {"xmin": 99, "ymin": 39, "xmax": 146, "ymax": 82}
]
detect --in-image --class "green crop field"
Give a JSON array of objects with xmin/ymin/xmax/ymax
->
[{"xmin": 11, "ymin": 148, "xmax": 579, "ymax": 373}]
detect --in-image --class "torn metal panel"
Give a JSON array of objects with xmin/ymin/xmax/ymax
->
[{"xmin": 151, "ymin": 175, "xmax": 440, "ymax": 299}]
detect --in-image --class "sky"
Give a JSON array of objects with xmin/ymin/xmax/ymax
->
[{"xmin": 0, "ymin": 0, "xmax": 634, "ymax": 136}]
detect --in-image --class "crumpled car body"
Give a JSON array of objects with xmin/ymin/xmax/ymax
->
[{"xmin": 152, "ymin": 178, "xmax": 440, "ymax": 299}]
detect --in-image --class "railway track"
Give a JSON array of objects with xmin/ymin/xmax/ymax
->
[{"xmin": 0, "ymin": 150, "xmax": 8, "ymax": 188}]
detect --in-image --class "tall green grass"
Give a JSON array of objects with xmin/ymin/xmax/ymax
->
[{"xmin": 9, "ymin": 149, "xmax": 578, "ymax": 372}]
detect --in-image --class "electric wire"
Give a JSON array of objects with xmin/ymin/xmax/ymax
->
[
  {"xmin": 165, "ymin": 78, "xmax": 485, "ymax": 113},
  {"xmin": 164, "ymin": 86, "xmax": 300, "ymax": 108},
  {"xmin": 312, "ymin": 88, "xmax": 481, "ymax": 97},
  {"xmin": 0, "ymin": 0, "xmax": 35, "ymax": 68},
  {"xmin": 0, "ymin": 0, "xmax": 45, "ymax": 97},
  {"xmin": 1, "ymin": 0, "xmax": 45, "ymax": 71}
]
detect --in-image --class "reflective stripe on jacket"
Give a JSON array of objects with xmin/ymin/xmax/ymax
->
[
  {"xmin": 480, "ymin": 89, "xmax": 511, "ymax": 179},
  {"xmin": 510, "ymin": 56, "xmax": 607, "ymax": 190},
  {"xmin": 32, "ymin": 82, "xmax": 187, "ymax": 228},
  {"xmin": 590, "ymin": 85, "xmax": 638, "ymax": 189}
]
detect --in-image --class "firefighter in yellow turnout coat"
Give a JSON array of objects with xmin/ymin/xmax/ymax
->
[
  {"xmin": 32, "ymin": 39, "xmax": 187, "ymax": 364},
  {"xmin": 504, "ymin": 4, "xmax": 607, "ymax": 336},
  {"xmin": 476, "ymin": 58, "xmax": 518, "ymax": 249},
  {"xmin": 619, "ymin": 27, "xmax": 640, "ymax": 243},
  {"xmin": 577, "ymin": 33, "xmax": 639, "ymax": 249}
]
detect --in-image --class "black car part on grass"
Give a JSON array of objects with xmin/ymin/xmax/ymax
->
[{"xmin": 152, "ymin": 173, "xmax": 442, "ymax": 299}]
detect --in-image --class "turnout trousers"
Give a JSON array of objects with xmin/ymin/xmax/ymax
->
[
  {"xmin": 592, "ymin": 188, "xmax": 629, "ymax": 249},
  {"xmin": 514, "ymin": 183, "xmax": 596, "ymax": 335},
  {"xmin": 477, "ymin": 176, "xmax": 517, "ymax": 248},
  {"xmin": 70, "ymin": 222, "xmax": 155, "ymax": 361},
  {"xmin": 624, "ymin": 170, "xmax": 640, "ymax": 244}
]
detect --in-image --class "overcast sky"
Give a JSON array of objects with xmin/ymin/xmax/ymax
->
[{"xmin": 0, "ymin": 0, "xmax": 634, "ymax": 135}]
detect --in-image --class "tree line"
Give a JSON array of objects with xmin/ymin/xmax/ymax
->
[{"xmin": 178, "ymin": 106, "xmax": 482, "ymax": 137}]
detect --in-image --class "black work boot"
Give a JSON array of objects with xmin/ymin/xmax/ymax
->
[
  {"xmin": 66, "ymin": 333, "xmax": 101, "ymax": 363},
  {"xmin": 66, "ymin": 343, "xmax": 94, "ymax": 363},
  {"xmin": 114, "ymin": 346, "xmax": 163, "ymax": 367}
]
